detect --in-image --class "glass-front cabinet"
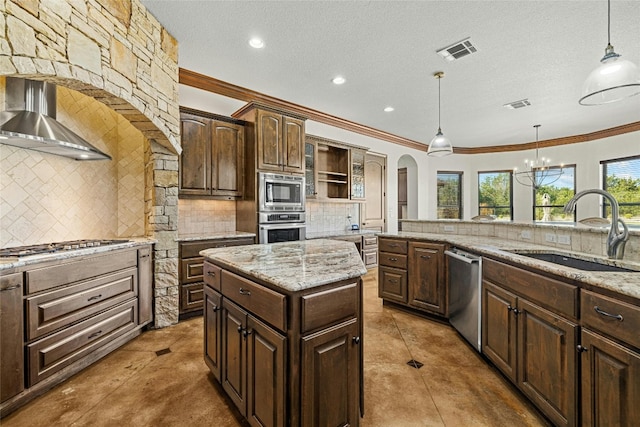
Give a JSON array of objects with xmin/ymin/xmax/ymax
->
[
  {"xmin": 305, "ymin": 141, "xmax": 317, "ymax": 198},
  {"xmin": 350, "ymin": 149, "xmax": 366, "ymax": 200}
]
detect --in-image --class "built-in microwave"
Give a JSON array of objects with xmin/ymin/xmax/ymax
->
[{"xmin": 258, "ymin": 172, "xmax": 305, "ymax": 212}]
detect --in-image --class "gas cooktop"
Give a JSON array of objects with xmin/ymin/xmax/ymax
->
[{"xmin": 0, "ymin": 239, "xmax": 130, "ymax": 258}]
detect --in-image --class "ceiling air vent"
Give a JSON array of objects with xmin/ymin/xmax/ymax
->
[
  {"xmin": 436, "ymin": 38, "xmax": 477, "ymax": 61},
  {"xmin": 503, "ymin": 99, "xmax": 532, "ymax": 109}
]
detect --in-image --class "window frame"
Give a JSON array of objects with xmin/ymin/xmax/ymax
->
[
  {"xmin": 477, "ymin": 170, "xmax": 513, "ymax": 220},
  {"xmin": 601, "ymin": 155, "xmax": 640, "ymax": 221},
  {"xmin": 532, "ymin": 164, "xmax": 576, "ymax": 222},
  {"xmin": 437, "ymin": 171, "xmax": 463, "ymax": 219}
]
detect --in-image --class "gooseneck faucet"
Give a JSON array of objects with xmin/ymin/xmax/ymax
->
[{"xmin": 563, "ymin": 189, "xmax": 629, "ymax": 259}]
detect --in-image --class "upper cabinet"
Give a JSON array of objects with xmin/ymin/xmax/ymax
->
[
  {"xmin": 233, "ymin": 103, "xmax": 306, "ymax": 175},
  {"xmin": 179, "ymin": 108, "xmax": 245, "ymax": 199},
  {"xmin": 306, "ymin": 135, "xmax": 368, "ymax": 201}
]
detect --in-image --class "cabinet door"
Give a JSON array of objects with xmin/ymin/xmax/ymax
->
[
  {"xmin": 301, "ymin": 319, "xmax": 360, "ymax": 427},
  {"xmin": 304, "ymin": 141, "xmax": 317, "ymax": 198},
  {"xmin": 350, "ymin": 149, "xmax": 366, "ymax": 200},
  {"xmin": 378, "ymin": 266, "xmax": 407, "ymax": 303},
  {"xmin": 137, "ymin": 247, "xmax": 153, "ymax": 326},
  {"xmin": 256, "ymin": 109, "xmax": 283, "ymax": 172},
  {"xmin": 580, "ymin": 329, "xmax": 640, "ymax": 427},
  {"xmin": 204, "ymin": 285, "xmax": 223, "ymax": 381},
  {"xmin": 222, "ymin": 299, "xmax": 248, "ymax": 415},
  {"xmin": 283, "ymin": 117, "xmax": 304, "ymax": 174},
  {"xmin": 408, "ymin": 242, "xmax": 446, "ymax": 315},
  {"xmin": 1, "ymin": 273, "xmax": 24, "ymax": 403},
  {"xmin": 517, "ymin": 299, "xmax": 578, "ymax": 427},
  {"xmin": 482, "ymin": 281, "xmax": 517, "ymax": 382},
  {"xmin": 246, "ymin": 316, "xmax": 286, "ymax": 427},
  {"xmin": 212, "ymin": 120, "xmax": 244, "ymax": 197},
  {"xmin": 179, "ymin": 114, "xmax": 210, "ymax": 195}
]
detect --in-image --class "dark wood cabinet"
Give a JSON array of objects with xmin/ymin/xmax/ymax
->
[
  {"xmin": 482, "ymin": 257, "xmax": 578, "ymax": 427},
  {"xmin": 378, "ymin": 238, "xmax": 447, "ymax": 317},
  {"xmin": 234, "ymin": 104, "xmax": 305, "ymax": 175},
  {"xmin": 0, "ymin": 273, "xmax": 24, "ymax": 404},
  {"xmin": 408, "ymin": 242, "xmax": 446, "ymax": 315},
  {"xmin": 203, "ymin": 261, "xmax": 363, "ymax": 426},
  {"xmin": 301, "ymin": 319, "xmax": 360, "ymax": 427},
  {"xmin": 179, "ymin": 108, "xmax": 245, "ymax": 198},
  {"xmin": 179, "ymin": 237, "xmax": 254, "ymax": 317}
]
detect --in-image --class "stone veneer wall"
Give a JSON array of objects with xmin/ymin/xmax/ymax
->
[
  {"xmin": 3, "ymin": 0, "xmax": 182, "ymax": 328},
  {"xmin": 399, "ymin": 220, "xmax": 640, "ymax": 262}
]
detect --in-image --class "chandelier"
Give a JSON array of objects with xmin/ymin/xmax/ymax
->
[{"xmin": 514, "ymin": 125, "xmax": 563, "ymax": 189}]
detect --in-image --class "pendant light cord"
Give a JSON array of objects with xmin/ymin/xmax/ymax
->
[
  {"xmin": 438, "ymin": 76, "xmax": 442, "ymax": 131},
  {"xmin": 607, "ymin": 0, "xmax": 611, "ymax": 46}
]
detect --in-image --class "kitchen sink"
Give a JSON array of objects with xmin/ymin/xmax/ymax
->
[{"xmin": 513, "ymin": 252, "xmax": 637, "ymax": 272}]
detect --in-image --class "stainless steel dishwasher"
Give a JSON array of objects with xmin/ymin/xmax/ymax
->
[{"xmin": 445, "ymin": 247, "xmax": 482, "ymax": 352}]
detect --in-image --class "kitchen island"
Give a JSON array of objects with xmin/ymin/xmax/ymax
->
[{"xmin": 201, "ymin": 239, "xmax": 367, "ymax": 426}]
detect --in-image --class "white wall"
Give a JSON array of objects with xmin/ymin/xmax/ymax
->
[{"xmin": 178, "ymin": 85, "xmax": 640, "ymax": 229}]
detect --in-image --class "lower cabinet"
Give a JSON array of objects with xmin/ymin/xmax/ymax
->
[
  {"xmin": 0, "ymin": 273, "xmax": 24, "ymax": 404},
  {"xmin": 204, "ymin": 263, "xmax": 362, "ymax": 427},
  {"xmin": 378, "ymin": 238, "xmax": 447, "ymax": 317}
]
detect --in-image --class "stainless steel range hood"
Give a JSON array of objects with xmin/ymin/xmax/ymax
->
[{"xmin": 0, "ymin": 77, "xmax": 111, "ymax": 161}]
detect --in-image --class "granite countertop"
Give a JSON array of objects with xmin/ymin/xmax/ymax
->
[
  {"xmin": 0, "ymin": 237, "xmax": 156, "ymax": 272},
  {"xmin": 379, "ymin": 231, "xmax": 640, "ymax": 300},
  {"xmin": 176, "ymin": 231, "xmax": 256, "ymax": 242},
  {"xmin": 201, "ymin": 239, "xmax": 367, "ymax": 293},
  {"xmin": 305, "ymin": 229, "xmax": 377, "ymax": 240}
]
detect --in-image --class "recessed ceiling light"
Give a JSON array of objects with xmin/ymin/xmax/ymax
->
[
  {"xmin": 332, "ymin": 76, "xmax": 346, "ymax": 85},
  {"xmin": 384, "ymin": 106, "xmax": 395, "ymax": 112},
  {"xmin": 249, "ymin": 38, "xmax": 264, "ymax": 49}
]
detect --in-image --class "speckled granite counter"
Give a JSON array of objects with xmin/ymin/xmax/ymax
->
[
  {"xmin": 0, "ymin": 237, "xmax": 155, "ymax": 272},
  {"xmin": 176, "ymin": 231, "xmax": 255, "ymax": 242},
  {"xmin": 201, "ymin": 239, "xmax": 367, "ymax": 292},
  {"xmin": 379, "ymin": 231, "xmax": 640, "ymax": 300},
  {"xmin": 305, "ymin": 229, "xmax": 377, "ymax": 240}
]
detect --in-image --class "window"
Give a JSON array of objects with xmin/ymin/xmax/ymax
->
[
  {"xmin": 478, "ymin": 171, "xmax": 513, "ymax": 220},
  {"xmin": 533, "ymin": 165, "xmax": 576, "ymax": 222},
  {"xmin": 602, "ymin": 155, "xmax": 640, "ymax": 227},
  {"xmin": 437, "ymin": 172, "xmax": 462, "ymax": 219}
]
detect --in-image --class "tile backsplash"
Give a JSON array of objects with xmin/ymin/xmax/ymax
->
[
  {"xmin": 306, "ymin": 201, "xmax": 361, "ymax": 234},
  {"xmin": 178, "ymin": 199, "xmax": 236, "ymax": 235},
  {"xmin": 0, "ymin": 86, "xmax": 145, "ymax": 248}
]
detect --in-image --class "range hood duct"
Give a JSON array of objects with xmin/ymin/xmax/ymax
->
[{"xmin": 0, "ymin": 77, "xmax": 111, "ymax": 160}]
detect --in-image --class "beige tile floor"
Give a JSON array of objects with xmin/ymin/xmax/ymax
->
[{"xmin": 2, "ymin": 271, "xmax": 549, "ymax": 426}]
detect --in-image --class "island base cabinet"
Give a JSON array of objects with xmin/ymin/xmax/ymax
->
[
  {"xmin": 517, "ymin": 299, "xmax": 578, "ymax": 427},
  {"xmin": 222, "ymin": 299, "xmax": 248, "ymax": 415},
  {"xmin": 580, "ymin": 329, "xmax": 640, "ymax": 426},
  {"xmin": 301, "ymin": 319, "xmax": 360, "ymax": 427},
  {"xmin": 204, "ymin": 285, "xmax": 222, "ymax": 381}
]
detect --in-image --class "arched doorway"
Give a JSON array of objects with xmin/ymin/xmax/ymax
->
[{"xmin": 398, "ymin": 155, "xmax": 418, "ymax": 219}]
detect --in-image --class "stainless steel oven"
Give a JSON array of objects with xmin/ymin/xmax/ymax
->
[
  {"xmin": 257, "ymin": 212, "xmax": 306, "ymax": 244},
  {"xmin": 258, "ymin": 172, "xmax": 305, "ymax": 212}
]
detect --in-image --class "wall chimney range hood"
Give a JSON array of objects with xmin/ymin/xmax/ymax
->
[{"xmin": 0, "ymin": 77, "xmax": 111, "ymax": 161}]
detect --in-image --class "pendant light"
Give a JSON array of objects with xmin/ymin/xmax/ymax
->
[
  {"xmin": 427, "ymin": 72, "xmax": 453, "ymax": 156},
  {"xmin": 514, "ymin": 125, "xmax": 563, "ymax": 189},
  {"xmin": 579, "ymin": 0, "xmax": 640, "ymax": 105}
]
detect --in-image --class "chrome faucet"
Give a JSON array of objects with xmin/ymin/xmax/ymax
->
[{"xmin": 564, "ymin": 189, "xmax": 629, "ymax": 259}]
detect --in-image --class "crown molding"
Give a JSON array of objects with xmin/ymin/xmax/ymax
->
[{"xmin": 179, "ymin": 68, "xmax": 640, "ymax": 155}]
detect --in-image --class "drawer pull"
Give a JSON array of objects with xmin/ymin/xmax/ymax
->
[
  {"xmin": 389, "ymin": 279, "xmax": 398, "ymax": 284},
  {"xmin": 87, "ymin": 294, "xmax": 103, "ymax": 302},
  {"xmin": 594, "ymin": 306, "xmax": 623, "ymax": 321},
  {"xmin": 389, "ymin": 243, "xmax": 399, "ymax": 247},
  {"xmin": 239, "ymin": 288, "xmax": 251, "ymax": 296},
  {"xmin": 0, "ymin": 284, "xmax": 21, "ymax": 292},
  {"xmin": 207, "ymin": 271, "xmax": 216, "ymax": 277},
  {"xmin": 389, "ymin": 257, "xmax": 398, "ymax": 261},
  {"xmin": 420, "ymin": 255, "xmax": 431, "ymax": 259},
  {"xmin": 88, "ymin": 330, "xmax": 103, "ymax": 339}
]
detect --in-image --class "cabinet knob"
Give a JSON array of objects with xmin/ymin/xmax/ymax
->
[
  {"xmin": 389, "ymin": 257, "xmax": 398, "ymax": 261},
  {"xmin": 237, "ymin": 326, "xmax": 243, "ymax": 334},
  {"xmin": 352, "ymin": 336, "xmax": 361, "ymax": 344},
  {"xmin": 212, "ymin": 305, "xmax": 220, "ymax": 313},
  {"xmin": 243, "ymin": 329, "xmax": 252, "ymax": 338},
  {"xmin": 576, "ymin": 345, "xmax": 588, "ymax": 353},
  {"xmin": 507, "ymin": 305, "xmax": 520, "ymax": 316}
]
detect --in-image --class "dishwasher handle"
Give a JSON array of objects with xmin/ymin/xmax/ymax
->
[{"xmin": 445, "ymin": 250, "xmax": 480, "ymax": 264}]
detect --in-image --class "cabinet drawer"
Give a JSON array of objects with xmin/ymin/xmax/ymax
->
[
  {"xmin": 27, "ymin": 299, "xmax": 137, "ymax": 386},
  {"xmin": 379, "ymin": 266, "xmax": 408, "ymax": 303},
  {"xmin": 26, "ymin": 249, "xmax": 137, "ymax": 294},
  {"xmin": 181, "ymin": 238, "xmax": 254, "ymax": 258},
  {"xmin": 301, "ymin": 283, "xmax": 358, "ymax": 334},
  {"xmin": 221, "ymin": 270, "xmax": 286, "ymax": 331},
  {"xmin": 180, "ymin": 257, "xmax": 204, "ymax": 284},
  {"xmin": 379, "ymin": 252, "xmax": 407, "ymax": 269},
  {"xmin": 378, "ymin": 238, "xmax": 407, "ymax": 254},
  {"xmin": 363, "ymin": 236, "xmax": 378, "ymax": 249},
  {"xmin": 203, "ymin": 262, "xmax": 221, "ymax": 291},
  {"xmin": 362, "ymin": 249, "xmax": 378, "ymax": 267},
  {"xmin": 483, "ymin": 258, "xmax": 578, "ymax": 319},
  {"xmin": 26, "ymin": 267, "xmax": 137, "ymax": 341},
  {"xmin": 581, "ymin": 290, "xmax": 640, "ymax": 349},
  {"xmin": 181, "ymin": 282, "xmax": 204, "ymax": 313}
]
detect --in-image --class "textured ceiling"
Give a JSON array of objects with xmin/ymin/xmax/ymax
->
[{"xmin": 141, "ymin": 0, "xmax": 640, "ymax": 149}]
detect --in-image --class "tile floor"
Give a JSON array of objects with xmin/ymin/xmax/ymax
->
[{"xmin": 2, "ymin": 271, "xmax": 549, "ymax": 426}]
